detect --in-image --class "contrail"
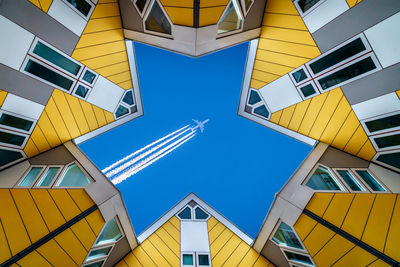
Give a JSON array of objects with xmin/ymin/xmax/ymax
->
[
  {"xmin": 111, "ymin": 132, "xmax": 196, "ymax": 184},
  {"xmin": 105, "ymin": 127, "xmax": 193, "ymax": 178},
  {"xmin": 102, "ymin": 124, "xmax": 190, "ymax": 174}
]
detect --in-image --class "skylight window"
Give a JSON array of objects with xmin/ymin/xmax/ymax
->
[
  {"xmin": 272, "ymin": 222, "xmax": 303, "ymax": 250},
  {"xmin": 217, "ymin": 0, "xmax": 243, "ymax": 35},
  {"xmin": 145, "ymin": 0, "xmax": 172, "ymax": 35},
  {"xmin": 178, "ymin": 206, "xmax": 192, "ymax": 220},
  {"xmin": 96, "ymin": 218, "xmax": 123, "ymax": 245},
  {"xmin": 305, "ymin": 165, "xmax": 343, "ymax": 191},
  {"xmin": 56, "ymin": 162, "xmax": 91, "ymax": 187},
  {"xmin": 177, "ymin": 204, "xmax": 210, "ymax": 221}
]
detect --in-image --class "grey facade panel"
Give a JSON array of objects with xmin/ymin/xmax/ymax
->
[
  {"xmin": 103, "ymin": 237, "xmax": 131, "ymax": 267},
  {"xmin": 28, "ymin": 145, "xmax": 76, "ymax": 165},
  {"xmin": 312, "ymin": 0, "xmax": 400, "ymax": 53},
  {"xmin": 261, "ymin": 240, "xmax": 291, "ymax": 267},
  {"xmin": 243, "ymin": 0, "xmax": 267, "ymax": 31},
  {"xmin": 0, "ymin": 63, "xmax": 53, "ymax": 105},
  {"xmin": 342, "ymin": 63, "xmax": 400, "ymax": 105},
  {"xmin": 318, "ymin": 147, "xmax": 369, "ymax": 168},
  {"xmin": 0, "ymin": 0, "xmax": 79, "ymax": 55},
  {"xmin": 119, "ymin": 0, "xmax": 144, "ymax": 32}
]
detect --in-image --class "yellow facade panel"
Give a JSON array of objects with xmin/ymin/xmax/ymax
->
[
  {"xmin": 384, "ymin": 196, "xmax": 400, "ymax": 262},
  {"xmin": 209, "ymin": 222, "xmax": 225, "ymax": 244},
  {"xmin": 132, "ymin": 245, "xmax": 157, "ymax": 266},
  {"xmin": 212, "ymin": 234, "xmax": 241, "ymax": 266},
  {"xmin": 322, "ymin": 193, "xmax": 354, "ymax": 228},
  {"xmin": 0, "ymin": 189, "xmax": 31, "ymax": 255},
  {"xmin": 64, "ymin": 94, "xmax": 90, "ymax": 135},
  {"xmin": 54, "ymin": 229, "xmax": 87, "ymax": 264},
  {"xmin": 30, "ymin": 126, "xmax": 51, "ymax": 153},
  {"xmin": 37, "ymin": 112, "xmax": 62, "ymax": 148},
  {"xmin": 333, "ymin": 246, "xmax": 376, "ymax": 267},
  {"xmin": 200, "ymin": 0, "xmax": 229, "ymax": 8},
  {"xmin": 237, "ymin": 248, "xmax": 261, "ymax": 267},
  {"xmin": 303, "ymin": 223, "xmax": 335, "ymax": 257},
  {"xmin": 94, "ymin": 61, "xmax": 130, "ymax": 77},
  {"xmin": 29, "ymin": 189, "xmax": 66, "ymax": 231},
  {"xmin": 362, "ymin": 194, "xmax": 396, "ymax": 252},
  {"xmin": 223, "ymin": 241, "xmax": 250, "ymax": 266},
  {"xmin": 253, "ymin": 255, "xmax": 271, "ymax": 267},
  {"xmin": 254, "ymin": 60, "xmax": 293, "ymax": 77},
  {"xmin": 368, "ymin": 259, "xmax": 391, "ymax": 267},
  {"xmin": 72, "ymin": 40, "xmax": 127, "ymax": 61},
  {"xmin": 107, "ymin": 71, "xmax": 131, "ymax": 85},
  {"xmin": 48, "ymin": 189, "xmax": 81, "ymax": 221},
  {"xmin": 67, "ymin": 189, "xmax": 95, "ymax": 212},
  {"xmin": 81, "ymin": 51, "xmax": 128, "ymax": 70},
  {"xmin": 199, "ymin": 7, "xmax": 226, "ymax": 27},
  {"xmin": 251, "ymin": 69, "xmax": 280, "ymax": 84},
  {"xmin": 343, "ymin": 125, "xmax": 368, "ymax": 155},
  {"xmin": 288, "ymin": 99, "xmax": 311, "ymax": 132},
  {"xmin": 263, "ymin": 13, "xmax": 307, "ymax": 31},
  {"xmin": 85, "ymin": 210, "xmax": 105, "ymax": 235},
  {"xmin": 52, "ymin": 90, "xmax": 81, "ymax": 138},
  {"xmin": 164, "ymin": 7, "xmax": 193, "ymax": 27},
  {"xmin": 294, "ymin": 214, "xmax": 318, "ymax": 241},
  {"xmin": 356, "ymin": 140, "xmax": 376, "ymax": 161},
  {"xmin": 0, "ymin": 220, "xmax": 11, "ymax": 263},
  {"xmin": 11, "ymin": 189, "xmax": 49, "ymax": 243},
  {"xmin": 123, "ymin": 252, "xmax": 143, "ymax": 267},
  {"xmin": 29, "ymin": 0, "xmax": 41, "ymax": 10},
  {"xmin": 70, "ymin": 219, "xmax": 96, "ymax": 251},
  {"xmin": 104, "ymin": 110, "xmax": 115, "ymax": 124},
  {"xmin": 17, "ymin": 250, "xmax": 52, "ymax": 267},
  {"xmin": 91, "ymin": 3, "xmax": 120, "ymax": 18},
  {"xmin": 156, "ymin": 228, "xmax": 180, "ymax": 257},
  {"xmin": 75, "ymin": 29, "xmax": 124, "ymax": 49},
  {"xmin": 210, "ymin": 228, "xmax": 233, "ymax": 258},
  {"xmin": 331, "ymin": 111, "xmax": 359, "ymax": 150},
  {"xmin": 92, "ymin": 105, "xmax": 107, "ymax": 128},
  {"xmin": 305, "ymin": 193, "xmax": 334, "ymax": 217},
  {"xmin": 84, "ymin": 16, "xmax": 122, "ymax": 34},
  {"xmin": 256, "ymin": 50, "xmax": 309, "ymax": 70},
  {"xmin": 140, "ymin": 240, "xmax": 169, "ymax": 266},
  {"xmin": 39, "ymin": 0, "xmax": 52, "ymax": 12},
  {"xmin": 0, "ymin": 90, "xmax": 8, "ymax": 107},
  {"xmin": 45, "ymin": 97, "xmax": 71, "ymax": 142},
  {"xmin": 207, "ymin": 216, "xmax": 218, "ymax": 230},
  {"xmin": 116, "ymin": 259, "xmax": 129, "ymax": 267},
  {"xmin": 162, "ymin": 221, "xmax": 180, "ymax": 243},
  {"xmin": 260, "ymin": 26, "xmax": 318, "ymax": 46},
  {"xmin": 312, "ymin": 234, "xmax": 354, "ymax": 266},
  {"xmin": 24, "ymin": 138, "xmax": 40, "ymax": 158},
  {"xmin": 258, "ymin": 38, "xmax": 320, "ymax": 59},
  {"xmin": 36, "ymin": 239, "xmax": 77, "ymax": 267},
  {"xmin": 269, "ymin": 110, "xmax": 282, "ymax": 124},
  {"xmin": 169, "ymin": 216, "xmax": 180, "ymax": 230},
  {"xmin": 279, "ymin": 105, "xmax": 296, "ymax": 128},
  {"xmin": 148, "ymin": 234, "xmax": 180, "ymax": 266},
  {"xmin": 264, "ymin": 0, "xmax": 299, "ymax": 15},
  {"xmin": 118, "ymin": 80, "xmax": 133, "ymax": 90},
  {"xmin": 298, "ymin": 92, "xmax": 329, "ymax": 136},
  {"xmin": 79, "ymin": 100, "xmax": 99, "ymax": 131},
  {"xmin": 396, "ymin": 90, "xmax": 400, "ymax": 99},
  {"xmin": 161, "ymin": 0, "xmax": 193, "ymax": 7}
]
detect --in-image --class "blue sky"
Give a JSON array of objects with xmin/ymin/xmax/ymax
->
[{"xmin": 79, "ymin": 41, "xmax": 311, "ymax": 238}]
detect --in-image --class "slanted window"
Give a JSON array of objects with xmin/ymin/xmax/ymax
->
[
  {"xmin": 294, "ymin": 0, "xmax": 323, "ymax": 15},
  {"xmin": 82, "ymin": 261, "xmax": 105, "ymax": 267},
  {"xmin": 284, "ymin": 250, "xmax": 314, "ymax": 266},
  {"xmin": 135, "ymin": 0, "xmax": 149, "ymax": 14},
  {"xmin": 181, "ymin": 253, "xmax": 194, "ymax": 266},
  {"xmin": 56, "ymin": 163, "xmax": 91, "ymax": 187},
  {"xmin": 18, "ymin": 167, "xmax": 43, "ymax": 187},
  {"xmin": 0, "ymin": 112, "xmax": 34, "ymax": 133},
  {"xmin": 63, "ymin": 0, "xmax": 94, "ymax": 19},
  {"xmin": 86, "ymin": 247, "xmax": 112, "ymax": 262},
  {"xmin": 73, "ymin": 84, "xmax": 90, "ymax": 99},
  {"xmin": 291, "ymin": 68, "xmax": 308, "ymax": 83},
  {"xmin": 96, "ymin": 218, "xmax": 123, "ymax": 245},
  {"xmin": 241, "ymin": 0, "xmax": 253, "ymax": 14},
  {"xmin": 114, "ymin": 90, "xmax": 137, "ymax": 119},
  {"xmin": 195, "ymin": 207, "xmax": 209, "ymax": 220},
  {"xmin": 373, "ymin": 133, "xmax": 400, "ymax": 150},
  {"xmin": 0, "ymin": 129, "xmax": 27, "ymax": 148},
  {"xmin": 198, "ymin": 254, "xmax": 211, "ymax": 266},
  {"xmin": 178, "ymin": 206, "xmax": 192, "ymax": 220},
  {"xmin": 355, "ymin": 170, "xmax": 386, "ymax": 192},
  {"xmin": 82, "ymin": 69, "xmax": 98, "ymax": 85},
  {"xmin": 364, "ymin": 113, "xmax": 400, "ymax": 134},
  {"xmin": 36, "ymin": 167, "xmax": 61, "ymax": 187},
  {"xmin": 253, "ymin": 105, "xmax": 269, "ymax": 119},
  {"xmin": 123, "ymin": 90, "xmax": 135, "ymax": 106},
  {"xmin": 299, "ymin": 83, "xmax": 317, "ymax": 98},
  {"xmin": 218, "ymin": 0, "xmax": 243, "ymax": 34},
  {"xmin": 145, "ymin": 0, "xmax": 172, "ymax": 35},
  {"xmin": 0, "ymin": 147, "xmax": 24, "ymax": 168},
  {"xmin": 272, "ymin": 222, "xmax": 303, "ymax": 250},
  {"xmin": 376, "ymin": 151, "xmax": 400, "ymax": 170},
  {"xmin": 336, "ymin": 170, "xmax": 365, "ymax": 192},
  {"xmin": 305, "ymin": 165, "xmax": 342, "ymax": 191},
  {"xmin": 115, "ymin": 105, "xmax": 130, "ymax": 119},
  {"xmin": 248, "ymin": 90, "xmax": 261, "ymax": 105}
]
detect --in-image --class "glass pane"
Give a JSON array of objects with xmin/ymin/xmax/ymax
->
[
  {"xmin": 25, "ymin": 60, "xmax": 74, "ymax": 91},
  {"xmin": 0, "ymin": 131, "xmax": 25, "ymax": 146},
  {"xmin": 182, "ymin": 254, "xmax": 193, "ymax": 265},
  {"xmin": 306, "ymin": 166, "xmax": 341, "ymax": 191},
  {"xmin": 374, "ymin": 133, "xmax": 400, "ymax": 149},
  {"xmin": 195, "ymin": 207, "xmax": 209, "ymax": 220},
  {"xmin": 19, "ymin": 167, "xmax": 43, "ymax": 187},
  {"xmin": 82, "ymin": 70, "xmax": 97, "ymax": 84},
  {"xmin": 299, "ymin": 84, "xmax": 316, "ymax": 98},
  {"xmin": 83, "ymin": 261, "xmax": 104, "ymax": 267},
  {"xmin": 318, "ymin": 57, "xmax": 376, "ymax": 90},
  {"xmin": 337, "ymin": 170, "xmax": 364, "ymax": 191},
  {"xmin": 244, "ymin": 0, "xmax": 253, "ymax": 10},
  {"xmin": 376, "ymin": 152, "xmax": 400, "ymax": 169},
  {"xmin": 254, "ymin": 105, "xmax": 269, "ymax": 118},
  {"xmin": 178, "ymin": 207, "xmax": 192, "ymax": 219},
  {"xmin": 136, "ymin": 0, "xmax": 148, "ymax": 13},
  {"xmin": 218, "ymin": 1, "xmax": 242, "ymax": 34},
  {"xmin": 145, "ymin": 1, "xmax": 171, "ymax": 34},
  {"xmin": 272, "ymin": 222, "xmax": 303, "ymax": 249},
  {"xmin": 33, "ymin": 42, "xmax": 81, "ymax": 75},
  {"xmin": 310, "ymin": 38, "xmax": 366, "ymax": 74},
  {"xmin": 292, "ymin": 69, "xmax": 307, "ymax": 83},
  {"xmin": 365, "ymin": 114, "xmax": 400, "ymax": 133},
  {"xmin": 0, "ymin": 113, "xmax": 33, "ymax": 132},
  {"xmin": 96, "ymin": 218, "xmax": 123, "ymax": 245},
  {"xmin": 57, "ymin": 163, "xmax": 91, "ymax": 187},
  {"xmin": 248, "ymin": 90, "xmax": 261, "ymax": 105},
  {"xmin": 115, "ymin": 105, "xmax": 130, "ymax": 118},
  {"xmin": 75, "ymin": 85, "xmax": 89, "ymax": 98},
  {"xmin": 65, "ymin": 0, "xmax": 92, "ymax": 16},
  {"xmin": 356, "ymin": 170, "xmax": 385, "ymax": 191},
  {"xmin": 297, "ymin": 0, "xmax": 320, "ymax": 13},
  {"xmin": 37, "ymin": 167, "xmax": 60, "ymax": 187},
  {"xmin": 123, "ymin": 91, "xmax": 134, "ymax": 106},
  {"xmin": 198, "ymin": 254, "xmax": 209, "ymax": 266},
  {"xmin": 87, "ymin": 246, "xmax": 112, "ymax": 261},
  {"xmin": 0, "ymin": 148, "xmax": 23, "ymax": 167},
  {"xmin": 284, "ymin": 251, "xmax": 313, "ymax": 266}
]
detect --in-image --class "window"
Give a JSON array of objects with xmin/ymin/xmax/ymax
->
[
  {"xmin": 272, "ymin": 222, "xmax": 303, "ymax": 250},
  {"xmin": 122, "ymin": 90, "xmax": 135, "ymax": 106},
  {"xmin": 82, "ymin": 68, "xmax": 98, "ymax": 85},
  {"xmin": 218, "ymin": 0, "xmax": 243, "ymax": 35},
  {"xmin": 18, "ymin": 167, "xmax": 43, "ymax": 187},
  {"xmin": 56, "ymin": 162, "xmax": 91, "ymax": 187},
  {"xmin": 372, "ymin": 133, "xmax": 400, "ymax": 150},
  {"xmin": 291, "ymin": 68, "xmax": 308, "ymax": 83},
  {"xmin": 86, "ymin": 247, "xmax": 112, "ymax": 262},
  {"xmin": 62, "ymin": 0, "xmax": 94, "ymax": 19},
  {"xmin": 305, "ymin": 165, "xmax": 343, "ymax": 191},
  {"xmin": 177, "ymin": 205, "xmax": 210, "ymax": 221},
  {"xmin": 294, "ymin": 0, "xmax": 326, "ymax": 16},
  {"xmin": 0, "ymin": 129, "xmax": 28, "ymax": 148},
  {"xmin": 82, "ymin": 261, "xmax": 105, "ymax": 267},
  {"xmin": 254, "ymin": 105, "xmax": 270, "ymax": 119},
  {"xmin": 248, "ymin": 90, "xmax": 261, "ymax": 105},
  {"xmin": 36, "ymin": 167, "xmax": 61, "ymax": 187},
  {"xmin": 335, "ymin": 170, "xmax": 365, "ymax": 192},
  {"xmin": 73, "ymin": 84, "xmax": 90, "ymax": 99},
  {"xmin": 298, "ymin": 83, "xmax": 317, "ymax": 99},
  {"xmin": 364, "ymin": 113, "xmax": 400, "ymax": 135},
  {"xmin": 195, "ymin": 207, "xmax": 209, "ymax": 220},
  {"xmin": 114, "ymin": 90, "xmax": 137, "ymax": 119},
  {"xmin": 182, "ymin": 253, "xmax": 194, "ymax": 266},
  {"xmin": 0, "ymin": 111, "xmax": 35, "ymax": 134},
  {"xmin": 145, "ymin": 0, "xmax": 172, "ymax": 35},
  {"xmin": 283, "ymin": 250, "xmax": 314, "ymax": 266},
  {"xmin": 241, "ymin": 0, "xmax": 253, "ymax": 14},
  {"xmin": 0, "ymin": 147, "xmax": 24, "ymax": 168},
  {"xmin": 355, "ymin": 170, "xmax": 386, "ymax": 192},
  {"xmin": 134, "ymin": 0, "xmax": 149, "ymax": 15},
  {"xmin": 198, "ymin": 254, "xmax": 210, "ymax": 266},
  {"xmin": 178, "ymin": 207, "xmax": 192, "ymax": 220},
  {"xmin": 375, "ymin": 151, "xmax": 400, "ymax": 170},
  {"xmin": 95, "ymin": 218, "xmax": 123, "ymax": 245}
]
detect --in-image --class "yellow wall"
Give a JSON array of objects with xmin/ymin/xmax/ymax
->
[
  {"xmin": 199, "ymin": 0, "xmax": 230, "ymax": 27},
  {"xmin": 294, "ymin": 193, "xmax": 400, "ymax": 266},
  {"xmin": 0, "ymin": 189, "xmax": 105, "ymax": 266},
  {"xmin": 160, "ymin": 0, "xmax": 194, "ymax": 27},
  {"xmin": 250, "ymin": 0, "xmax": 320, "ymax": 89},
  {"xmin": 29, "ymin": 0, "xmax": 53, "ymax": 13},
  {"xmin": 347, "ymin": 0, "xmax": 364, "ymax": 8},
  {"xmin": 0, "ymin": 90, "xmax": 7, "ymax": 107}
]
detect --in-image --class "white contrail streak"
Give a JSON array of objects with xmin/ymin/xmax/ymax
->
[
  {"xmin": 111, "ymin": 132, "xmax": 196, "ymax": 184},
  {"xmin": 105, "ymin": 127, "xmax": 193, "ymax": 178},
  {"xmin": 102, "ymin": 124, "xmax": 190, "ymax": 174}
]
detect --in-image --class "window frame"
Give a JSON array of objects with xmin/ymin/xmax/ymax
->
[
  {"xmin": 289, "ymin": 66, "xmax": 312, "ymax": 86},
  {"xmin": 373, "ymin": 150, "xmax": 400, "ymax": 173},
  {"xmin": 53, "ymin": 161, "xmax": 93, "ymax": 188},
  {"xmin": 93, "ymin": 216, "xmax": 125, "ymax": 247},
  {"xmin": 197, "ymin": 252, "xmax": 211, "ymax": 267},
  {"xmin": 114, "ymin": 89, "xmax": 137, "ymax": 120},
  {"xmin": 293, "ymin": 0, "xmax": 327, "ymax": 17},
  {"xmin": 245, "ymin": 88, "xmax": 271, "ymax": 120},
  {"xmin": 0, "ymin": 110, "xmax": 37, "ymax": 135},
  {"xmin": 0, "ymin": 127, "xmax": 29, "ymax": 149},
  {"xmin": 34, "ymin": 165, "xmax": 64, "ymax": 188},
  {"xmin": 133, "ymin": 0, "xmax": 151, "ymax": 17},
  {"xmin": 181, "ymin": 252, "xmax": 195, "ymax": 267},
  {"xmin": 176, "ymin": 205, "xmax": 194, "ymax": 221},
  {"xmin": 15, "ymin": 165, "xmax": 46, "ymax": 188},
  {"xmin": 296, "ymin": 80, "xmax": 320, "ymax": 100},
  {"xmin": 240, "ymin": 0, "xmax": 254, "ymax": 16},
  {"xmin": 370, "ymin": 130, "xmax": 400, "ymax": 152},
  {"xmin": 72, "ymin": 82, "xmax": 91, "ymax": 100},
  {"xmin": 332, "ymin": 168, "xmax": 368, "ymax": 193},
  {"xmin": 60, "ymin": 0, "xmax": 96, "ymax": 20},
  {"xmin": 270, "ymin": 220, "xmax": 306, "ymax": 252},
  {"xmin": 360, "ymin": 110, "xmax": 400, "ymax": 136},
  {"xmin": 281, "ymin": 249, "xmax": 315, "ymax": 267},
  {"xmin": 302, "ymin": 164, "xmax": 346, "ymax": 192},
  {"xmin": 82, "ymin": 259, "xmax": 106, "ymax": 267},
  {"xmin": 351, "ymin": 168, "xmax": 390, "ymax": 193},
  {"xmin": 216, "ymin": 0, "xmax": 244, "ymax": 38},
  {"xmin": 193, "ymin": 205, "xmax": 210, "ymax": 221},
  {"xmin": 142, "ymin": 0, "xmax": 174, "ymax": 38},
  {"xmin": 83, "ymin": 243, "xmax": 115, "ymax": 266},
  {"xmin": 0, "ymin": 145, "xmax": 26, "ymax": 170}
]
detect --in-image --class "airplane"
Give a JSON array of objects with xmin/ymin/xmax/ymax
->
[{"xmin": 191, "ymin": 119, "xmax": 210, "ymax": 133}]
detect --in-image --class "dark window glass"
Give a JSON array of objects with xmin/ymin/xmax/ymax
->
[
  {"xmin": 65, "ymin": 0, "xmax": 92, "ymax": 16},
  {"xmin": 254, "ymin": 105, "xmax": 269, "ymax": 118},
  {"xmin": 195, "ymin": 207, "xmax": 209, "ymax": 220},
  {"xmin": 82, "ymin": 70, "xmax": 96, "ymax": 84},
  {"xmin": 0, "ymin": 148, "xmax": 23, "ymax": 166},
  {"xmin": 297, "ymin": 0, "xmax": 320, "ymax": 13},
  {"xmin": 292, "ymin": 69, "xmax": 307, "ymax": 83},
  {"xmin": 248, "ymin": 90, "xmax": 261, "ymax": 105},
  {"xmin": 306, "ymin": 166, "xmax": 341, "ymax": 190},
  {"xmin": 374, "ymin": 133, "xmax": 400, "ymax": 149},
  {"xmin": 299, "ymin": 84, "xmax": 316, "ymax": 97},
  {"xmin": 115, "ymin": 105, "xmax": 130, "ymax": 118},
  {"xmin": 83, "ymin": 261, "xmax": 104, "ymax": 267},
  {"xmin": 145, "ymin": 1, "xmax": 171, "ymax": 35},
  {"xmin": 25, "ymin": 60, "xmax": 74, "ymax": 91},
  {"xmin": 33, "ymin": 42, "xmax": 81, "ymax": 75},
  {"xmin": 136, "ymin": 0, "xmax": 148, "ymax": 13},
  {"xmin": 377, "ymin": 152, "xmax": 400, "ymax": 169},
  {"xmin": 75, "ymin": 85, "xmax": 89, "ymax": 98},
  {"xmin": 0, "ymin": 113, "xmax": 33, "ymax": 132},
  {"xmin": 272, "ymin": 222, "xmax": 303, "ymax": 249},
  {"xmin": 318, "ymin": 57, "xmax": 376, "ymax": 90},
  {"xmin": 198, "ymin": 255, "xmax": 210, "ymax": 266},
  {"xmin": 123, "ymin": 91, "xmax": 135, "ymax": 106},
  {"xmin": 284, "ymin": 251, "xmax": 313, "ymax": 265},
  {"xmin": 182, "ymin": 254, "xmax": 193, "ymax": 265},
  {"xmin": 0, "ymin": 131, "xmax": 25, "ymax": 146},
  {"xmin": 244, "ymin": 0, "xmax": 253, "ymax": 10},
  {"xmin": 310, "ymin": 38, "xmax": 366, "ymax": 74},
  {"xmin": 365, "ymin": 114, "xmax": 400, "ymax": 133},
  {"xmin": 218, "ymin": 1, "xmax": 242, "ymax": 34},
  {"xmin": 178, "ymin": 207, "xmax": 192, "ymax": 219},
  {"xmin": 337, "ymin": 170, "xmax": 364, "ymax": 191},
  {"xmin": 356, "ymin": 170, "xmax": 385, "ymax": 191}
]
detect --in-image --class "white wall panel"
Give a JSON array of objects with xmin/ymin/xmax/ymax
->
[
  {"xmin": 352, "ymin": 92, "xmax": 400, "ymax": 120},
  {"xmin": 87, "ymin": 76, "xmax": 124, "ymax": 113},
  {"xmin": 181, "ymin": 221, "xmax": 210, "ymax": 252},
  {"xmin": 364, "ymin": 12, "xmax": 400, "ymax": 68},
  {"xmin": 303, "ymin": 0, "xmax": 349, "ymax": 33},
  {"xmin": 48, "ymin": 0, "xmax": 87, "ymax": 36},
  {"xmin": 0, "ymin": 15, "xmax": 34, "ymax": 71},
  {"xmin": 2, "ymin": 94, "xmax": 44, "ymax": 120},
  {"xmin": 259, "ymin": 75, "xmax": 302, "ymax": 113}
]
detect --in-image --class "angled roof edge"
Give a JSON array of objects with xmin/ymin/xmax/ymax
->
[{"xmin": 137, "ymin": 192, "xmax": 254, "ymax": 245}]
